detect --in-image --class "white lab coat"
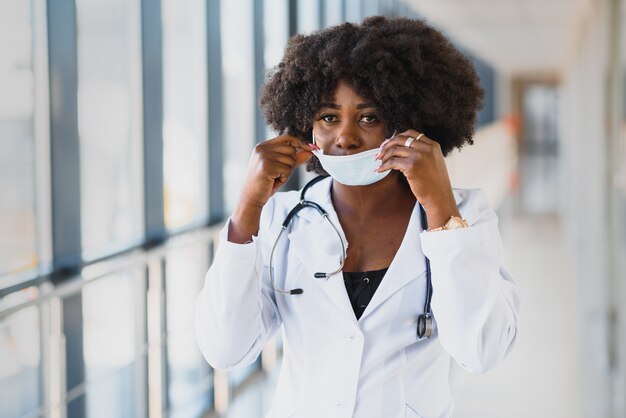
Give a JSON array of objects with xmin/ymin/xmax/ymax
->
[{"xmin": 195, "ymin": 177, "xmax": 521, "ymax": 418}]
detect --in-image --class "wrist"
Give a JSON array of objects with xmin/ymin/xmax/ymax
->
[
  {"xmin": 420, "ymin": 195, "xmax": 460, "ymax": 230},
  {"xmin": 425, "ymin": 215, "xmax": 468, "ymax": 232},
  {"xmin": 229, "ymin": 205, "xmax": 262, "ymax": 244}
]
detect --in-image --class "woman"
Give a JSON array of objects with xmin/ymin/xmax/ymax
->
[{"xmin": 196, "ymin": 16, "xmax": 521, "ymax": 418}]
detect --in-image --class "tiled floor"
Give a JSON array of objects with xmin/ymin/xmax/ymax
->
[{"xmin": 216, "ymin": 207, "xmax": 584, "ymax": 418}]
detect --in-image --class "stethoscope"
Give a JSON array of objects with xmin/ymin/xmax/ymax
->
[{"xmin": 269, "ymin": 175, "xmax": 434, "ymax": 339}]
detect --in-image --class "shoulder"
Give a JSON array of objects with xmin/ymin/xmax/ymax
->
[
  {"xmin": 259, "ymin": 176, "xmax": 331, "ymax": 232},
  {"xmin": 258, "ymin": 189, "xmax": 302, "ymax": 233}
]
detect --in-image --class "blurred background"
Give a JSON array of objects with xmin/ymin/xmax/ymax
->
[{"xmin": 0, "ymin": 0, "xmax": 624, "ymax": 417}]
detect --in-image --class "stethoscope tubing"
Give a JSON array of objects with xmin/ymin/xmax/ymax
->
[{"xmin": 268, "ymin": 175, "xmax": 434, "ymax": 338}]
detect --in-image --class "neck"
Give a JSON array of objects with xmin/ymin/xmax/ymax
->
[{"xmin": 330, "ymin": 172, "xmax": 415, "ymax": 219}]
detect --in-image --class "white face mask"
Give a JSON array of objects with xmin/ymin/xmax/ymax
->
[{"xmin": 311, "ymin": 132, "xmax": 390, "ymax": 186}]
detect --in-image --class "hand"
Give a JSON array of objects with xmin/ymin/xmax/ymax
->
[
  {"xmin": 229, "ymin": 135, "xmax": 315, "ymax": 243},
  {"xmin": 375, "ymin": 130, "xmax": 460, "ymax": 227},
  {"xmin": 240, "ymin": 135, "xmax": 315, "ymax": 209}
]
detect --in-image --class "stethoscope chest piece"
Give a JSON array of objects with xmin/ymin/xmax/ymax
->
[{"xmin": 417, "ymin": 312, "xmax": 433, "ymax": 339}]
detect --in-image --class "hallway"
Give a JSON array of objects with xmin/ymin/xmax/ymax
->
[{"xmin": 451, "ymin": 211, "xmax": 583, "ymax": 417}]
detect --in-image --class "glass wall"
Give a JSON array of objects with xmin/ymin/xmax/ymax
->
[
  {"xmin": 264, "ymin": 0, "xmax": 290, "ymax": 70},
  {"xmin": 0, "ymin": 304, "xmax": 42, "ymax": 417},
  {"xmin": 76, "ymin": 0, "xmax": 144, "ymax": 260},
  {"xmin": 0, "ymin": 0, "xmax": 39, "ymax": 276},
  {"xmin": 162, "ymin": 0, "xmax": 209, "ymax": 231},
  {"xmin": 263, "ymin": 0, "xmax": 289, "ymax": 145},
  {"xmin": 323, "ymin": 0, "xmax": 343, "ymax": 27},
  {"xmin": 81, "ymin": 271, "xmax": 145, "ymax": 418},
  {"xmin": 221, "ymin": 0, "xmax": 256, "ymax": 213},
  {"xmin": 345, "ymin": 0, "xmax": 363, "ymax": 23},
  {"xmin": 298, "ymin": 0, "xmax": 321, "ymax": 33},
  {"xmin": 165, "ymin": 245, "xmax": 212, "ymax": 417}
]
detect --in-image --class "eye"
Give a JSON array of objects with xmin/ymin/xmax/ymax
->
[
  {"xmin": 360, "ymin": 114, "xmax": 380, "ymax": 123},
  {"xmin": 320, "ymin": 113, "xmax": 338, "ymax": 123}
]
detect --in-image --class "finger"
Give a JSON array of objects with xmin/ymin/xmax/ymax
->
[
  {"xmin": 267, "ymin": 135, "xmax": 316, "ymax": 151},
  {"xmin": 266, "ymin": 159, "xmax": 298, "ymax": 182},
  {"xmin": 378, "ymin": 133, "xmax": 416, "ymax": 154},
  {"xmin": 375, "ymin": 155, "xmax": 412, "ymax": 173},
  {"xmin": 266, "ymin": 150, "xmax": 311, "ymax": 178},
  {"xmin": 272, "ymin": 144, "xmax": 302, "ymax": 156},
  {"xmin": 382, "ymin": 131, "xmax": 435, "ymax": 153},
  {"xmin": 272, "ymin": 175, "xmax": 290, "ymax": 193},
  {"xmin": 294, "ymin": 149, "xmax": 313, "ymax": 167},
  {"xmin": 396, "ymin": 130, "xmax": 433, "ymax": 145},
  {"xmin": 377, "ymin": 138, "xmax": 429, "ymax": 161},
  {"xmin": 377, "ymin": 145, "xmax": 415, "ymax": 165},
  {"xmin": 268, "ymin": 151, "xmax": 298, "ymax": 168}
]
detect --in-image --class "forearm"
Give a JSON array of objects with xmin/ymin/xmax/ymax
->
[
  {"xmin": 196, "ymin": 221, "xmax": 280, "ymax": 369},
  {"xmin": 229, "ymin": 201, "xmax": 263, "ymax": 243}
]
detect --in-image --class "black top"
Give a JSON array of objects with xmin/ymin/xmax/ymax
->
[{"xmin": 342, "ymin": 267, "xmax": 389, "ymax": 320}]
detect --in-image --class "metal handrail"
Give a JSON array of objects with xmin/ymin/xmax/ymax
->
[{"xmin": 0, "ymin": 221, "xmax": 225, "ymax": 319}]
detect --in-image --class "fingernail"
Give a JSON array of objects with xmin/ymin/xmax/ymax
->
[
  {"xmin": 375, "ymin": 152, "xmax": 381, "ymax": 160},
  {"xmin": 309, "ymin": 143, "xmax": 320, "ymax": 150}
]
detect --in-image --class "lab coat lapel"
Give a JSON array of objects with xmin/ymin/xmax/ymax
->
[
  {"xmin": 286, "ymin": 178, "xmax": 465, "ymax": 323},
  {"xmin": 359, "ymin": 188, "xmax": 465, "ymax": 320},
  {"xmin": 358, "ymin": 202, "xmax": 426, "ymax": 320},
  {"xmin": 286, "ymin": 178, "xmax": 356, "ymax": 322}
]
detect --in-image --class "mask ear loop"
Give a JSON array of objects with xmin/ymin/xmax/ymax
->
[{"xmin": 312, "ymin": 130, "xmax": 320, "ymax": 152}]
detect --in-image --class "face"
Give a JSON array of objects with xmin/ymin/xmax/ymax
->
[{"xmin": 312, "ymin": 81, "xmax": 388, "ymax": 156}]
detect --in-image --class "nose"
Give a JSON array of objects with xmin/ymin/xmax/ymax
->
[{"xmin": 334, "ymin": 122, "xmax": 360, "ymax": 150}]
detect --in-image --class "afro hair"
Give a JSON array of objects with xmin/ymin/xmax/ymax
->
[{"xmin": 260, "ymin": 16, "xmax": 484, "ymax": 175}]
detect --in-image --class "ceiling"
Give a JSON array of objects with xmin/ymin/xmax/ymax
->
[{"xmin": 401, "ymin": 0, "xmax": 595, "ymax": 76}]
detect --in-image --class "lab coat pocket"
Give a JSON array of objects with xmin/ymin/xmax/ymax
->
[{"xmin": 405, "ymin": 403, "xmax": 424, "ymax": 418}]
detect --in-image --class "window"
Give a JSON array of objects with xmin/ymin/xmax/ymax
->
[
  {"xmin": 165, "ymin": 245, "xmax": 213, "ymax": 417},
  {"xmin": 297, "ymin": 0, "xmax": 321, "ymax": 33},
  {"xmin": 0, "ymin": 0, "xmax": 40, "ymax": 277},
  {"xmin": 323, "ymin": 0, "xmax": 343, "ymax": 27},
  {"xmin": 162, "ymin": 0, "xmax": 209, "ymax": 231},
  {"xmin": 345, "ymin": 0, "xmax": 363, "ymax": 23},
  {"xmin": 264, "ymin": 0, "xmax": 289, "ymax": 142},
  {"xmin": 76, "ymin": 0, "xmax": 144, "ymax": 260},
  {"xmin": 81, "ymin": 271, "xmax": 144, "ymax": 418},
  {"xmin": 264, "ymin": 0, "xmax": 289, "ymax": 70},
  {"xmin": 362, "ymin": 0, "xmax": 379, "ymax": 18},
  {"xmin": 0, "ymin": 304, "xmax": 42, "ymax": 417},
  {"xmin": 221, "ymin": 0, "xmax": 256, "ymax": 214}
]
